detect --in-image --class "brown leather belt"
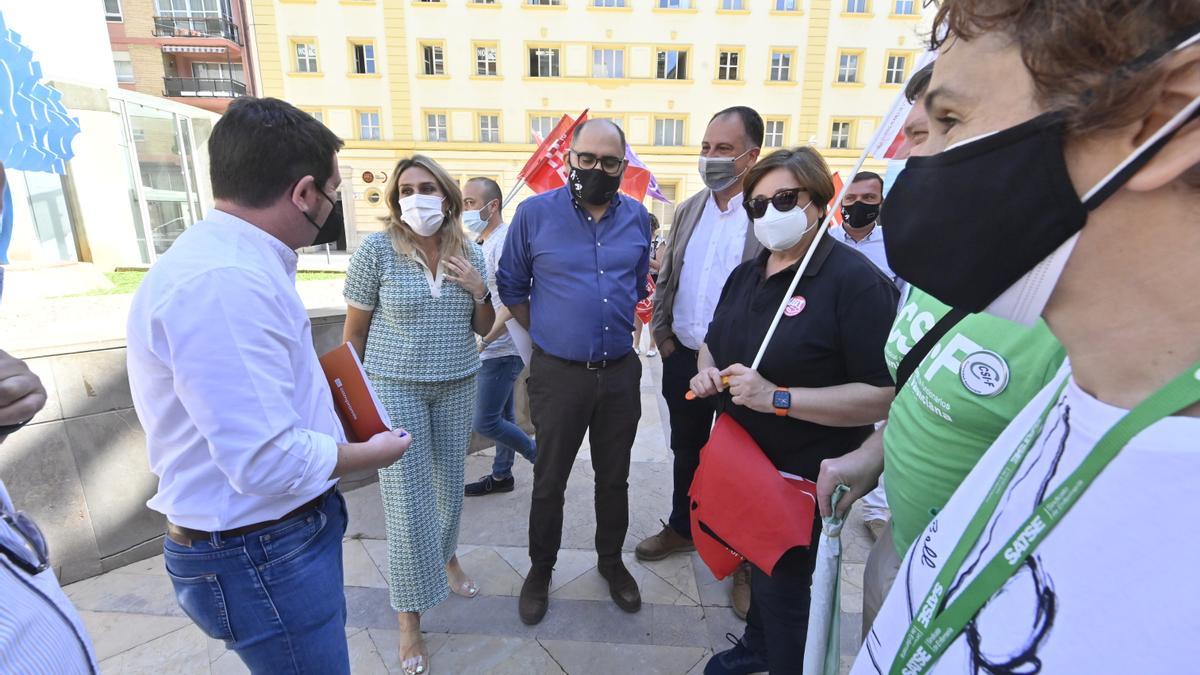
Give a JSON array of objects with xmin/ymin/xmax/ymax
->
[{"xmin": 166, "ymin": 488, "xmax": 333, "ymax": 547}]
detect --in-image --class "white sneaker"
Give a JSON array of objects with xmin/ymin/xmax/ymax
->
[{"xmin": 646, "ymin": 349, "xmax": 658, "ymax": 357}]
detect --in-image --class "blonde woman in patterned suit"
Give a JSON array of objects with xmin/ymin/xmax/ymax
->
[{"xmin": 343, "ymin": 155, "xmax": 494, "ymax": 675}]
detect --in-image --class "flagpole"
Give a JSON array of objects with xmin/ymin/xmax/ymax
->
[
  {"xmin": 502, "ymin": 178, "xmax": 526, "ymax": 209},
  {"xmin": 749, "ymin": 134, "xmax": 883, "ymax": 370}
]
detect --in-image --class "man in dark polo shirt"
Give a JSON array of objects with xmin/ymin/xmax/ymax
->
[{"xmin": 498, "ymin": 119, "xmax": 653, "ymax": 626}]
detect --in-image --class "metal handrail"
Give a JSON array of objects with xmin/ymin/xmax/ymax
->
[
  {"xmin": 152, "ymin": 15, "xmax": 241, "ymax": 45},
  {"xmin": 162, "ymin": 77, "xmax": 247, "ymax": 98}
]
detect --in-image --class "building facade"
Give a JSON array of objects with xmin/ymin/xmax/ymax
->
[
  {"xmin": 244, "ymin": 0, "xmax": 932, "ymax": 244},
  {"xmin": 106, "ymin": 0, "xmax": 256, "ymax": 114}
]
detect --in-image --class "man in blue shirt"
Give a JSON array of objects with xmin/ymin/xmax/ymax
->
[{"xmin": 498, "ymin": 119, "xmax": 652, "ymax": 626}]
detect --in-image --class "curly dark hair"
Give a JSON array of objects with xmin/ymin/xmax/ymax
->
[{"xmin": 930, "ymin": 1, "xmax": 1199, "ymax": 137}]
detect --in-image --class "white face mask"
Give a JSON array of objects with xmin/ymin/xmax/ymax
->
[
  {"xmin": 399, "ymin": 194, "xmax": 445, "ymax": 236},
  {"xmin": 984, "ymin": 234, "xmax": 1079, "ymax": 326},
  {"xmin": 753, "ymin": 200, "xmax": 814, "ymax": 252}
]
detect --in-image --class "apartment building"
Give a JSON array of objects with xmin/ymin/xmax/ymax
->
[
  {"xmin": 106, "ymin": 0, "xmax": 257, "ymax": 113},
  {"xmin": 245, "ymin": 0, "xmax": 933, "ymax": 244}
]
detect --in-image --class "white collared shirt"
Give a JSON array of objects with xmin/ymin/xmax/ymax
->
[
  {"xmin": 672, "ymin": 192, "xmax": 751, "ymax": 351},
  {"xmin": 835, "ymin": 224, "xmax": 906, "ymax": 296},
  {"xmin": 127, "ymin": 209, "xmax": 343, "ymax": 531}
]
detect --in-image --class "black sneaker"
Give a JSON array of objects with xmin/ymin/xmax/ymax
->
[
  {"xmin": 464, "ymin": 474, "xmax": 515, "ymax": 497},
  {"xmin": 704, "ymin": 633, "xmax": 769, "ymax": 674}
]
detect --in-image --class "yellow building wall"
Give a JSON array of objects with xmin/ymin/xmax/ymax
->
[{"xmin": 244, "ymin": 0, "xmax": 933, "ymax": 240}]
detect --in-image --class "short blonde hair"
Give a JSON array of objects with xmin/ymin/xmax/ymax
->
[{"xmin": 382, "ymin": 154, "xmax": 469, "ymax": 263}]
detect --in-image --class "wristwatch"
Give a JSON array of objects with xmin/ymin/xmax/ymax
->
[
  {"xmin": 474, "ymin": 290, "xmax": 492, "ymax": 305},
  {"xmin": 772, "ymin": 388, "xmax": 791, "ymax": 417}
]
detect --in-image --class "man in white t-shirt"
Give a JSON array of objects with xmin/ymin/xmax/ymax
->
[
  {"xmin": 462, "ymin": 177, "xmax": 537, "ymax": 496},
  {"xmin": 851, "ymin": 4, "xmax": 1200, "ymax": 673}
]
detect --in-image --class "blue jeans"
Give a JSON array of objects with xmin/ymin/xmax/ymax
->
[
  {"xmin": 163, "ymin": 489, "xmax": 349, "ymax": 674},
  {"xmin": 474, "ymin": 355, "xmax": 536, "ymax": 479}
]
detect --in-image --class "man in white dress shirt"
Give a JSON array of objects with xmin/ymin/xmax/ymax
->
[
  {"xmin": 126, "ymin": 97, "xmax": 410, "ymax": 674},
  {"xmin": 639, "ymin": 107, "xmax": 764, "ymax": 620},
  {"xmin": 837, "ymin": 171, "xmax": 905, "ymax": 296}
]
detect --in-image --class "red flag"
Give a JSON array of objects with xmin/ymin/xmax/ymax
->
[
  {"xmin": 519, "ymin": 114, "xmax": 570, "ymax": 179},
  {"xmin": 519, "ymin": 110, "xmax": 589, "ymax": 194},
  {"xmin": 827, "ymin": 172, "xmax": 844, "ymax": 229},
  {"xmin": 883, "ymin": 130, "xmax": 908, "ymax": 159},
  {"xmin": 620, "ymin": 165, "xmax": 652, "ymax": 202}
]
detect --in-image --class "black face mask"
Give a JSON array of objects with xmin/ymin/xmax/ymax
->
[
  {"xmin": 569, "ymin": 167, "xmax": 622, "ymax": 207},
  {"xmin": 841, "ymin": 202, "xmax": 880, "ymax": 230},
  {"xmin": 882, "ymin": 26, "xmax": 1200, "ymax": 324},
  {"xmin": 303, "ymin": 189, "xmax": 345, "ymax": 247}
]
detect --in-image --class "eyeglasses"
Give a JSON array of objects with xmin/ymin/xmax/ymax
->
[
  {"xmin": 743, "ymin": 187, "xmax": 811, "ymax": 220},
  {"xmin": 570, "ymin": 150, "xmax": 624, "ymax": 176},
  {"xmin": 0, "ymin": 509, "xmax": 49, "ymax": 575}
]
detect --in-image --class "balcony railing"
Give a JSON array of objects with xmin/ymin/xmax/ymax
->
[
  {"xmin": 153, "ymin": 15, "xmax": 241, "ymax": 45},
  {"xmin": 163, "ymin": 77, "xmax": 247, "ymax": 99}
]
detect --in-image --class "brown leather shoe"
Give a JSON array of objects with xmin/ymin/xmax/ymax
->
[
  {"xmin": 730, "ymin": 562, "xmax": 751, "ymax": 621},
  {"xmin": 519, "ymin": 565, "xmax": 552, "ymax": 625},
  {"xmin": 598, "ymin": 562, "xmax": 642, "ymax": 613},
  {"xmin": 635, "ymin": 521, "xmax": 695, "ymax": 561}
]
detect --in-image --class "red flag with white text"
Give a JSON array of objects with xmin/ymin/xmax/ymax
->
[{"xmin": 521, "ymin": 110, "xmax": 589, "ymax": 194}]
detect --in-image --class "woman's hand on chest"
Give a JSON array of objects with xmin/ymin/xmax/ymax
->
[{"xmin": 443, "ymin": 255, "xmax": 486, "ymax": 300}]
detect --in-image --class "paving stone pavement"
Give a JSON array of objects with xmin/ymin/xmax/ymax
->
[{"xmin": 65, "ymin": 350, "xmax": 875, "ymax": 674}]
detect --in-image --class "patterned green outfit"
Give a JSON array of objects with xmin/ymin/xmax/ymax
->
[{"xmin": 344, "ymin": 231, "xmax": 486, "ymax": 612}]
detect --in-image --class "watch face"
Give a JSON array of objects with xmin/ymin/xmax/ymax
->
[{"xmin": 772, "ymin": 390, "xmax": 790, "ymax": 410}]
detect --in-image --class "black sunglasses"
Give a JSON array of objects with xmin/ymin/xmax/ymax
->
[
  {"xmin": 743, "ymin": 187, "xmax": 811, "ymax": 220},
  {"xmin": 0, "ymin": 509, "xmax": 49, "ymax": 575},
  {"xmin": 570, "ymin": 150, "xmax": 624, "ymax": 176}
]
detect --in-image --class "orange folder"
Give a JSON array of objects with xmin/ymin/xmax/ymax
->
[{"xmin": 319, "ymin": 342, "xmax": 393, "ymax": 442}]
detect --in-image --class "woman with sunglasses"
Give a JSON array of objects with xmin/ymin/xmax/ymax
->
[{"xmin": 693, "ymin": 147, "xmax": 899, "ymax": 674}]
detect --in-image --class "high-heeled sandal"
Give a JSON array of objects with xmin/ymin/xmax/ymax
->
[
  {"xmin": 450, "ymin": 578, "xmax": 479, "ymax": 598},
  {"xmin": 400, "ymin": 631, "xmax": 428, "ymax": 675},
  {"xmin": 401, "ymin": 654, "xmax": 427, "ymax": 675}
]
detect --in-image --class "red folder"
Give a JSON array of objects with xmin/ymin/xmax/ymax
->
[
  {"xmin": 319, "ymin": 342, "xmax": 393, "ymax": 442},
  {"xmin": 690, "ymin": 414, "xmax": 818, "ymax": 579}
]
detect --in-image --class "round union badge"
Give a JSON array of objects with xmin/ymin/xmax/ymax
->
[
  {"xmin": 784, "ymin": 295, "xmax": 807, "ymax": 317},
  {"xmin": 960, "ymin": 350, "xmax": 1011, "ymax": 397}
]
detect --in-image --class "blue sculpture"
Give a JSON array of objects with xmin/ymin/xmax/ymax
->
[{"xmin": 0, "ymin": 11, "xmax": 82, "ymax": 262}]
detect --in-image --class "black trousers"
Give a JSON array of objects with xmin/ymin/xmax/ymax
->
[
  {"xmin": 660, "ymin": 344, "xmax": 716, "ymax": 538},
  {"xmin": 527, "ymin": 349, "xmax": 642, "ymax": 569},
  {"xmin": 742, "ymin": 519, "xmax": 822, "ymax": 674}
]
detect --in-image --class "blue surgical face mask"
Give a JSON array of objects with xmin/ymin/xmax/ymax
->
[
  {"xmin": 462, "ymin": 201, "xmax": 495, "ymax": 234},
  {"xmin": 462, "ymin": 210, "xmax": 487, "ymax": 234}
]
